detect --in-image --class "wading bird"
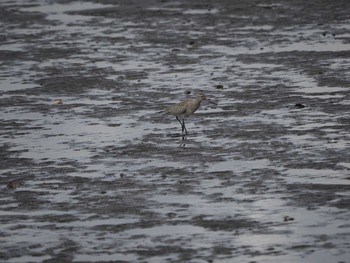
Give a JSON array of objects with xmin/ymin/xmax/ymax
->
[{"xmin": 166, "ymin": 93, "xmax": 217, "ymax": 135}]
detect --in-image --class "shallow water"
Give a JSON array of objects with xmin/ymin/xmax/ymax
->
[{"xmin": 1, "ymin": 0, "xmax": 350, "ymax": 262}]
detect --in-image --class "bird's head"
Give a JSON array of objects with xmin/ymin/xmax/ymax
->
[
  {"xmin": 197, "ymin": 93, "xmax": 207, "ymax": 101},
  {"xmin": 197, "ymin": 93, "xmax": 217, "ymax": 105}
]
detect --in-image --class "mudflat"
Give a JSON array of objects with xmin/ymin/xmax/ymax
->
[{"xmin": 1, "ymin": 0, "xmax": 349, "ymax": 262}]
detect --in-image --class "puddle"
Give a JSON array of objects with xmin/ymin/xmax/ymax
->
[
  {"xmin": 284, "ymin": 168, "xmax": 350, "ymax": 185},
  {"xmin": 7, "ymin": 255, "xmax": 52, "ymax": 263},
  {"xmin": 21, "ymin": 2, "xmax": 115, "ymax": 17},
  {"xmin": 208, "ymin": 158, "xmax": 272, "ymax": 173},
  {"xmin": 73, "ymin": 253, "xmax": 138, "ymax": 263},
  {"xmin": 183, "ymin": 8, "xmax": 220, "ymax": 15}
]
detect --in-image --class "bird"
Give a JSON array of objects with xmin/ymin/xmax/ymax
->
[{"xmin": 165, "ymin": 93, "xmax": 217, "ymax": 135}]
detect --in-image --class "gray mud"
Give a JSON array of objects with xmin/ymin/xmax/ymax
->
[{"xmin": 1, "ymin": 0, "xmax": 350, "ymax": 262}]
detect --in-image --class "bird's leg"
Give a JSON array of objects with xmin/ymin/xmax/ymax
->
[
  {"xmin": 176, "ymin": 117, "xmax": 188, "ymax": 135},
  {"xmin": 182, "ymin": 119, "xmax": 188, "ymax": 135},
  {"xmin": 176, "ymin": 117, "xmax": 184, "ymax": 134}
]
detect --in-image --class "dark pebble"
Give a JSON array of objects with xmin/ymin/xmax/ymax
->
[
  {"xmin": 7, "ymin": 181, "xmax": 17, "ymax": 189},
  {"xmin": 295, "ymin": 103, "xmax": 306, "ymax": 109},
  {"xmin": 166, "ymin": 212, "xmax": 176, "ymax": 218},
  {"xmin": 184, "ymin": 90, "xmax": 191, "ymax": 95},
  {"xmin": 284, "ymin": 216, "xmax": 295, "ymax": 222},
  {"xmin": 216, "ymin": 84, "xmax": 224, "ymax": 89}
]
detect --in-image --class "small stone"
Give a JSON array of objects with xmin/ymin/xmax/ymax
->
[
  {"xmin": 54, "ymin": 99, "xmax": 63, "ymax": 105},
  {"xmin": 184, "ymin": 90, "xmax": 191, "ymax": 95},
  {"xmin": 284, "ymin": 215, "xmax": 295, "ymax": 222},
  {"xmin": 166, "ymin": 212, "xmax": 176, "ymax": 218},
  {"xmin": 7, "ymin": 181, "xmax": 17, "ymax": 189},
  {"xmin": 216, "ymin": 84, "xmax": 224, "ymax": 89},
  {"xmin": 295, "ymin": 103, "xmax": 306, "ymax": 109}
]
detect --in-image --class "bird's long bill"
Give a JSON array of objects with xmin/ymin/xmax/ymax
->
[{"xmin": 207, "ymin": 99, "xmax": 218, "ymax": 105}]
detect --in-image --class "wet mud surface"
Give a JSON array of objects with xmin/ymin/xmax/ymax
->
[{"xmin": 1, "ymin": 0, "xmax": 350, "ymax": 262}]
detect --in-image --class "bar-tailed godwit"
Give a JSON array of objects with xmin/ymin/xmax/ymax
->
[{"xmin": 166, "ymin": 93, "xmax": 217, "ymax": 135}]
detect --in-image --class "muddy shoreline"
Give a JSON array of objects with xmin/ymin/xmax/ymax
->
[{"xmin": 1, "ymin": 0, "xmax": 350, "ymax": 262}]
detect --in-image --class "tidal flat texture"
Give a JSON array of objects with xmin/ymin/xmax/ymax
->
[{"xmin": 0, "ymin": 0, "xmax": 349, "ymax": 262}]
